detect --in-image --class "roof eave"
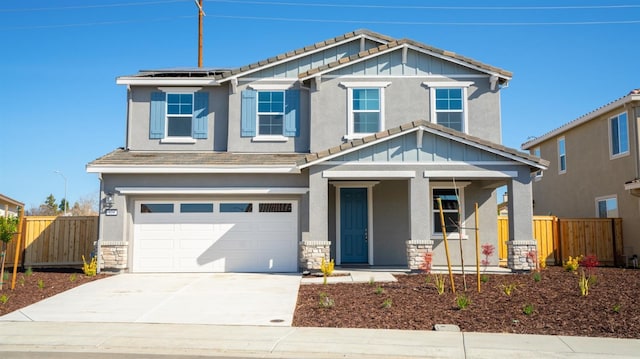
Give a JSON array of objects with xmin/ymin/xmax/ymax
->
[
  {"xmin": 522, "ymin": 93, "xmax": 640, "ymax": 149},
  {"xmin": 86, "ymin": 164, "xmax": 300, "ymax": 174}
]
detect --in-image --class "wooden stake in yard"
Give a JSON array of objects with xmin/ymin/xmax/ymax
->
[
  {"xmin": 437, "ymin": 198, "xmax": 455, "ymax": 294},
  {"xmin": 475, "ymin": 203, "xmax": 481, "ymax": 293},
  {"xmin": 11, "ymin": 208, "xmax": 24, "ymax": 290}
]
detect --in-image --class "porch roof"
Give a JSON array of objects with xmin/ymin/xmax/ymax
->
[{"xmin": 299, "ymin": 120, "xmax": 549, "ymax": 171}]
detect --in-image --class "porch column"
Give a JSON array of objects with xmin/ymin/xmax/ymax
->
[
  {"xmin": 406, "ymin": 176, "xmax": 433, "ymax": 270},
  {"xmin": 300, "ymin": 167, "xmax": 331, "ymax": 271},
  {"xmin": 506, "ymin": 170, "xmax": 537, "ymax": 271}
]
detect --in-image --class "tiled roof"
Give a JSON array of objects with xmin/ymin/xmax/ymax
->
[
  {"xmin": 119, "ymin": 29, "xmax": 511, "ymax": 82},
  {"xmin": 213, "ymin": 29, "xmax": 394, "ymax": 81},
  {"xmin": 88, "ymin": 148, "xmax": 306, "ymax": 167},
  {"xmin": 299, "ymin": 38, "xmax": 512, "ymax": 81},
  {"xmin": 300, "ymin": 120, "xmax": 548, "ymax": 168},
  {"xmin": 522, "ymin": 88, "xmax": 640, "ymax": 149}
]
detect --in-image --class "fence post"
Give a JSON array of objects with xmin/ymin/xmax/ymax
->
[{"xmin": 611, "ymin": 218, "xmax": 618, "ymax": 267}]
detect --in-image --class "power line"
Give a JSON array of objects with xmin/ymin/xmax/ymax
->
[
  {"xmin": 207, "ymin": 0, "xmax": 640, "ymax": 11},
  {"xmin": 0, "ymin": 0, "xmax": 188, "ymax": 13},
  {"xmin": 2, "ymin": 16, "xmax": 196, "ymax": 30},
  {"xmin": 207, "ymin": 14, "xmax": 640, "ymax": 26}
]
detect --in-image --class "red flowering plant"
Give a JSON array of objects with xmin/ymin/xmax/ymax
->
[
  {"xmin": 480, "ymin": 243, "xmax": 495, "ymax": 272},
  {"xmin": 578, "ymin": 255, "xmax": 599, "ymax": 296}
]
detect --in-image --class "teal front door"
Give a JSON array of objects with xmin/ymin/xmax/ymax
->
[{"xmin": 340, "ymin": 188, "xmax": 368, "ymax": 264}]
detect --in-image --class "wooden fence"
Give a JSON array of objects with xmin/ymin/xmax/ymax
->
[
  {"xmin": 3, "ymin": 216, "xmax": 98, "ymax": 268},
  {"xmin": 498, "ymin": 216, "xmax": 623, "ymax": 266}
]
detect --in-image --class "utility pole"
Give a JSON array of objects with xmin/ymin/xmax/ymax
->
[{"xmin": 196, "ymin": 0, "xmax": 205, "ymax": 67}]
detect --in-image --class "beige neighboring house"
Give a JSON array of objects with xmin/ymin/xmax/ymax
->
[
  {"xmin": 522, "ymin": 89, "xmax": 640, "ymax": 257},
  {"xmin": 0, "ymin": 193, "xmax": 24, "ymax": 217}
]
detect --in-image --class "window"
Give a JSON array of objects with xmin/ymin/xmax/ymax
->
[
  {"xmin": 140, "ymin": 203, "xmax": 174, "ymax": 213},
  {"xmin": 432, "ymin": 188, "xmax": 461, "ymax": 235},
  {"xmin": 610, "ymin": 112, "xmax": 629, "ymax": 157},
  {"xmin": 352, "ymin": 88, "xmax": 381, "ymax": 134},
  {"xmin": 166, "ymin": 93, "xmax": 193, "ymax": 137},
  {"xmin": 340, "ymin": 81, "xmax": 390, "ymax": 139},
  {"xmin": 435, "ymin": 88, "xmax": 464, "ymax": 132},
  {"xmin": 596, "ymin": 196, "xmax": 618, "ymax": 218},
  {"xmin": 424, "ymin": 81, "xmax": 473, "ymax": 133},
  {"xmin": 257, "ymin": 91, "xmax": 285, "ymax": 135},
  {"xmin": 149, "ymin": 91, "xmax": 208, "ymax": 140},
  {"xmin": 240, "ymin": 88, "xmax": 299, "ymax": 139},
  {"xmin": 533, "ymin": 147, "xmax": 543, "ymax": 179},
  {"xmin": 220, "ymin": 203, "xmax": 253, "ymax": 213},
  {"xmin": 180, "ymin": 203, "xmax": 213, "ymax": 213},
  {"xmin": 558, "ymin": 137, "xmax": 566, "ymax": 174}
]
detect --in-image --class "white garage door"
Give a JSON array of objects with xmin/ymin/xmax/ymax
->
[{"xmin": 133, "ymin": 200, "xmax": 298, "ymax": 273}]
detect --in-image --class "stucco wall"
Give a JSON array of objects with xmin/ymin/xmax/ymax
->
[{"xmin": 531, "ymin": 106, "xmax": 640, "ymax": 254}]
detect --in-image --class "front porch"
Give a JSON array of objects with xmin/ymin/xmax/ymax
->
[{"xmin": 296, "ymin": 121, "xmax": 547, "ymax": 273}]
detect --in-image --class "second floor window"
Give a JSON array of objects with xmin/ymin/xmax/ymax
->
[
  {"xmin": 257, "ymin": 91, "xmax": 285, "ymax": 136},
  {"xmin": 610, "ymin": 112, "xmax": 629, "ymax": 157},
  {"xmin": 149, "ymin": 91, "xmax": 208, "ymax": 141},
  {"xmin": 435, "ymin": 88, "xmax": 464, "ymax": 132},
  {"xmin": 166, "ymin": 94, "xmax": 193, "ymax": 137},
  {"xmin": 558, "ymin": 137, "xmax": 566, "ymax": 174},
  {"xmin": 533, "ymin": 147, "xmax": 543, "ymax": 179},
  {"xmin": 352, "ymin": 88, "xmax": 381, "ymax": 134}
]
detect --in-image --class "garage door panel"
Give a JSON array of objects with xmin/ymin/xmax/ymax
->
[{"xmin": 134, "ymin": 200, "xmax": 298, "ymax": 273}]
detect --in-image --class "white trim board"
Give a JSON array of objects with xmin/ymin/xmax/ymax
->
[
  {"xmin": 87, "ymin": 165, "xmax": 300, "ymax": 174},
  {"xmin": 323, "ymin": 170, "xmax": 416, "ymax": 179},
  {"xmin": 115, "ymin": 187, "xmax": 309, "ymax": 195},
  {"xmin": 424, "ymin": 170, "xmax": 518, "ymax": 178}
]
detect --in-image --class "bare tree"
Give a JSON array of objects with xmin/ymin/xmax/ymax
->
[{"xmin": 71, "ymin": 194, "xmax": 98, "ymax": 216}]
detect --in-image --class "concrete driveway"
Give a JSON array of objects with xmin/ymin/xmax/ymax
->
[{"xmin": 0, "ymin": 273, "xmax": 301, "ymax": 326}]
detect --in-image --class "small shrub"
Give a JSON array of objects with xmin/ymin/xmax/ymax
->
[
  {"xmin": 25, "ymin": 267, "xmax": 33, "ymax": 276},
  {"xmin": 455, "ymin": 295, "xmax": 470, "ymax": 310},
  {"xmin": 37, "ymin": 279, "xmax": 45, "ymax": 289},
  {"xmin": 480, "ymin": 274, "xmax": 489, "ymax": 283},
  {"xmin": 318, "ymin": 292, "xmax": 334, "ymax": 308},
  {"xmin": 532, "ymin": 272, "xmax": 542, "ymax": 282},
  {"xmin": 481, "ymin": 243, "xmax": 495, "ymax": 271},
  {"xmin": 381, "ymin": 298, "xmax": 392, "ymax": 309},
  {"xmin": 0, "ymin": 294, "xmax": 8, "ymax": 304},
  {"xmin": 538, "ymin": 255, "xmax": 547, "ymax": 270},
  {"xmin": 69, "ymin": 273, "xmax": 77, "ymax": 282},
  {"xmin": 374, "ymin": 286, "xmax": 384, "ymax": 295},
  {"xmin": 368, "ymin": 277, "xmax": 375, "ymax": 286},
  {"xmin": 612, "ymin": 304, "xmax": 621, "ymax": 313},
  {"xmin": 82, "ymin": 255, "xmax": 98, "ymax": 277},
  {"xmin": 501, "ymin": 283, "xmax": 518, "ymax": 296},
  {"xmin": 563, "ymin": 256, "xmax": 582, "ymax": 272},
  {"xmin": 523, "ymin": 304, "xmax": 534, "ymax": 315},
  {"xmin": 432, "ymin": 273, "xmax": 445, "ymax": 295},
  {"xmin": 2, "ymin": 272, "xmax": 8, "ymax": 282}
]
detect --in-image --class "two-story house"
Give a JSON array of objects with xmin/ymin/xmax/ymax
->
[
  {"xmin": 522, "ymin": 89, "xmax": 640, "ymax": 259},
  {"xmin": 87, "ymin": 30, "xmax": 547, "ymax": 273}
]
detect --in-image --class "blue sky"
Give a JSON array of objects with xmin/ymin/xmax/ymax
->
[{"xmin": 1, "ymin": 0, "xmax": 639, "ymax": 209}]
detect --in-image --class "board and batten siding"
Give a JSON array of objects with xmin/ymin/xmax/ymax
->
[{"xmin": 333, "ymin": 132, "xmax": 501, "ymax": 163}]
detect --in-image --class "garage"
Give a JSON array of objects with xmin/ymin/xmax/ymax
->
[{"xmin": 132, "ymin": 200, "xmax": 298, "ymax": 273}]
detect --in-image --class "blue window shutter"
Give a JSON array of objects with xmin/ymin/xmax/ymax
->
[
  {"xmin": 284, "ymin": 89, "xmax": 300, "ymax": 137},
  {"xmin": 192, "ymin": 92, "xmax": 208, "ymax": 139},
  {"xmin": 241, "ymin": 89, "xmax": 257, "ymax": 137},
  {"xmin": 149, "ymin": 92, "xmax": 165, "ymax": 139}
]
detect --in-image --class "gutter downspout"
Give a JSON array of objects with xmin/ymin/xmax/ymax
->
[
  {"xmin": 96, "ymin": 173, "xmax": 104, "ymax": 274},
  {"xmin": 125, "ymin": 85, "xmax": 132, "ymax": 150}
]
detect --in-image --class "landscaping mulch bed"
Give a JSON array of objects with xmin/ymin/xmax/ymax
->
[
  {"xmin": 293, "ymin": 266, "xmax": 640, "ymax": 338},
  {"xmin": 0, "ymin": 269, "xmax": 106, "ymax": 316}
]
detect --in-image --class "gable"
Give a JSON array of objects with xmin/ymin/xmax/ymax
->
[
  {"xmin": 331, "ymin": 48, "xmax": 481, "ymax": 77},
  {"xmin": 250, "ymin": 38, "xmax": 383, "ymax": 79},
  {"xmin": 332, "ymin": 131, "xmax": 502, "ymax": 164}
]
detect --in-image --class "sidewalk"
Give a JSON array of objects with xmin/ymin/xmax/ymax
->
[{"xmin": 1, "ymin": 322, "xmax": 639, "ymax": 358}]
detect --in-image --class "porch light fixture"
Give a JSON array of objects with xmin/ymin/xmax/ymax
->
[{"xmin": 105, "ymin": 193, "xmax": 114, "ymax": 208}]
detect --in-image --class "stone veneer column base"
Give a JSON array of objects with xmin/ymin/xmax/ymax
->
[
  {"xmin": 97, "ymin": 241, "xmax": 128, "ymax": 272},
  {"xmin": 406, "ymin": 239, "xmax": 434, "ymax": 271},
  {"xmin": 299, "ymin": 241, "xmax": 331, "ymax": 271},
  {"xmin": 507, "ymin": 240, "xmax": 537, "ymax": 272}
]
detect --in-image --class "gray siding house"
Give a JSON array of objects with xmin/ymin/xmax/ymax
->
[
  {"xmin": 87, "ymin": 30, "xmax": 547, "ymax": 273},
  {"xmin": 522, "ymin": 89, "xmax": 640, "ymax": 259}
]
